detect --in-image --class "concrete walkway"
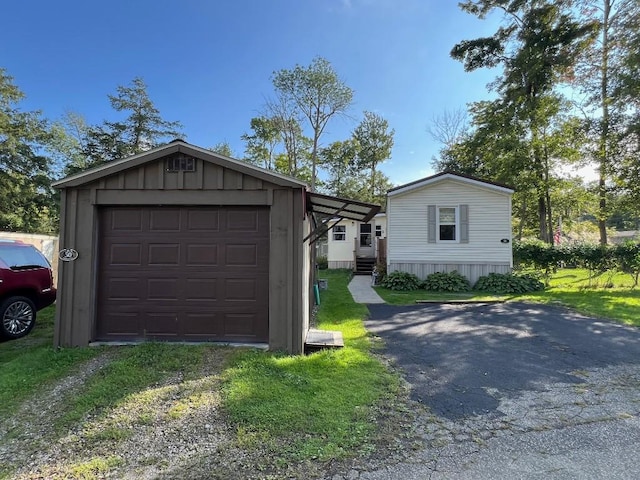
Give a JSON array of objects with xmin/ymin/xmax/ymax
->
[{"xmin": 348, "ymin": 274, "xmax": 386, "ymax": 304}]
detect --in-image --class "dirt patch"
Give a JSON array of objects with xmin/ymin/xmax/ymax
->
[
  {"xmin": 0, "ymin": 350, "xmax": 117, "ymax": 470},
  {"xmin": 0, "ymin": 346, "xmax": 417, "ymax": 480}
]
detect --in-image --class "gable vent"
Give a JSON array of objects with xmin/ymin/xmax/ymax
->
[{"xmin": 166, "ymin": 154, "xmax": 196, "ymax": 172}]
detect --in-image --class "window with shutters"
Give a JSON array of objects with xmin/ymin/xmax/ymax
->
[
  {"xmin": 437, "ymin": 206, "xmax": 458, "ymax": 242},
  {"xmin": 428, "ymin": 204, "xmax": 468, "ymax": 244}
]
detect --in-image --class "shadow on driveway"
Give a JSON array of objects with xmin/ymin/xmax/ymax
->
[{"xmin": 365, "ymin": 302, "xmax": 640, "ymax": 420}]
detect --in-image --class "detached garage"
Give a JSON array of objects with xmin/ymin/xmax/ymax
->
[{"xmin": 53, "ymin": 140, "xmax": 378, "ymax": 354}]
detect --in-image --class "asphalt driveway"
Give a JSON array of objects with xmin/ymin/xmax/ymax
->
[{"xmin": 356, "ymin": 302, "xmax": 640, "ymax": 479}]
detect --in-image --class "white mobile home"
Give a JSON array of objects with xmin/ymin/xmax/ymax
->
[
  {"xmin": 326, "ymin": 213, "xmax": 387, "ymax": 270},
  {"xmin": 386, "ymin": 172, "xmax": 513, "ymax": 285}
]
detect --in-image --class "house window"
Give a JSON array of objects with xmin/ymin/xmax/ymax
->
[
  {"xmin": 333, "ymin": 225, "xmax": 346, "ymax": 241},
  {"xmin": 166, "ymin": 154, "xmax": 196, "ymax": 172},
  {"xmin": 375, "ymin": 225, "xmax": 382, "ymax": 237},
  {"xmin": 438, "ymin": 206, "xmax": 457, "ymax": 241},
  {"xmin": 359, "ymin": 223, "xmax": 372, "ymax": 247}
]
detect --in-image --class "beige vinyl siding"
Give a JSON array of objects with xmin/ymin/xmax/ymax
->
[
  {"xmin": 327, "ymin": 219, "xmax": 357, "ymax": 263},
  {"xmin": 387, "ymin": 179, "xmax": 512, "ymax": 265},
  {"xmin": 326, "ymin": 215, "xmax": 387, "ymax": 266}
]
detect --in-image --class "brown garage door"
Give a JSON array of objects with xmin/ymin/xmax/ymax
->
[{"xmin": 96, "ymin": 206, "xmax": 269, "ymax": 342}]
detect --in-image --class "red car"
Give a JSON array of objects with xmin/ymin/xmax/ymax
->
[{"xmin": 0, "ymin": 240, "xmax": 57, "ymax": 339}]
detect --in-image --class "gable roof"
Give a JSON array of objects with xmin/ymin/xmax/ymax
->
[
  {"xmin": 388, "ymin": 171, "xmax": 514, "ymax": 197},
  {"xmin": 52, "ymin": 140, "xmax": 308, "ymax": 189}
]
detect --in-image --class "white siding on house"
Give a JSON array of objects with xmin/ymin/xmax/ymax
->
[
  {"xmin": 387, "ymin": 178, "xmax": 512, "ymax": 284},
  {"xmin": 326, "ymin": 214, "xmax": 387, "ymax": 268},
  {"xmin": 327, "ymin": 219, "xmax": 358, "ymax": 265}
]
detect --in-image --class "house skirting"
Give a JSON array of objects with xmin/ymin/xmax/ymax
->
[
  {"xmin": 388, "ymin": 261, "xmax": 511, "ymax": 286},
  {"xmin": 328, "ymin": 261, "xmax": 353, "ymax": 270}
]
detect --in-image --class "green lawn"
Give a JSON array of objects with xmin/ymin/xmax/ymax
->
[
  {"xmin": 375, "ymin": 288, "xmax": 506, "ymax": 305},
  {"xmin": 0, "ymin": 307, "xmax": 100, "ymax": 418},
  {"xmin": 222, "ymin": 269, "xmax": 400, "ymax": 461},
  {"xmin": 373, "ymin": 268, "xmax": 640, "ymax": 327},
  {"xmin": 0, "ymin": 271, "xmax": 400, "ymax": 478},
  {"xmin": 518, "ymin": 268, "xmax": 640, "ymax": 327}
]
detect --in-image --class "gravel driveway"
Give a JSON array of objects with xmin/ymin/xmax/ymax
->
[{"xmin": 352, "ymin": 302, "xmax": 640, "ymax": 479}]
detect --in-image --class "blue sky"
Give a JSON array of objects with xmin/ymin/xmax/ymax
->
[{"xmin": 2, "ymin": 0, "xmax": 502, "ymax": 186}]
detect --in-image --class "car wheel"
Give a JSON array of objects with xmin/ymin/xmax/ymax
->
[{"xmin": 0, "ymin": 297, "xmax": 36, "ymax": 339}]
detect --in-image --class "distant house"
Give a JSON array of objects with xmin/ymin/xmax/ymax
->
[
  {"xmin": 386, "ymin": 172, "xmax": 514, "ymax": 285},
  {"xmin": 326, "ymin": 213, "xmax": 387, "ymax": 271},
  {"xmin": 610, "ymin": 231, "xmax": 640, "ymax": 244}
]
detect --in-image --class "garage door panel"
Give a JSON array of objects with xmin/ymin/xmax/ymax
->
[
  {"xmin": 188, "ymin": 210, "xmax": 220, "ymax": 231},
  {"xmin": 224, "ymin": 313, "xmax": 263, "ymax": 338},
  {"xmin": 226, "ymin": 209, "xmax": 260, "ymax": 231},
  {"xmin": 185, "ymin": 278, "xmax": 218, "ymax": 301},
  {"xmin": 148, "ymin": 243, "xmax": 181, "ymax": 265},
  {"xmin": 186, "ymin": 244, "xmax": 218, "ymax": 266},
  {"xmin": 145, "ymin": 313, "xmax": 179, "ymax": 336},
  {"xmin": 226, "ymin": 244, "xmax": 259, "ymax": 266},
  {"xmin": 147, "ymin": 278, "xmax": 179, "ymax": 300},
  {"xmin": 149, "ymin": 208, "xmax": 181, "ymax": 231},
  {"xmin": 98, "ymin": 312, "xmax": 140, "ymax": 336},
  {"xmin": 183, "ymin": 313, "xmax": 224, "ymax": 337},
  {"xmin": 109, "ymin": 243, "xmax": 143, "ymax": 265},
  {"xmin": 98, "ymin": 206, "xmax": 269, "ymax": 343},
  {"xmin": 110, "ymin": 209, "xmax": 143, "ymax": 231},
  {"xmin": 225, "ymin": 278, "xmax": 257, "ymax": 301},
  {"xmin": 107, "ymin": 278, "xmax": 143, "ymax": 300}
]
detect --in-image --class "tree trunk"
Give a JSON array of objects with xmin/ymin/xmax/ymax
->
[
  {"xmin": 598, "ymin": 0, "xmax": 611, "ymax": 246},
  {"xmin": 517, "ymin": 197, "xmax": 527, "ymax": 241},
  {"xmin": 538, "ymin": 196, "xmax": 549, "ymax": 243},
  {"xmin": 311, "ymin": 133, "xmax": 319, "ymax": 192}
]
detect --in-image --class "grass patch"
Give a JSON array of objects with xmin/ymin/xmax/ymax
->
[
  {"xmin": 68, "ymin": 456, "xmax": 123, "ymax": 480},
  {"xmin": 374, "ymin": 288, "xmax": 505, "ymax": 305},
  {"xmin": 544, "ymin": 268, "xmax": 636, "ymax": 289},
  {"xmin": 222, "ymin": 270, "xmax": 399, "ymax": 461},
  {"xmin": 514, "ymin": 268, "xmax": 640, "ymax": 326},
  {"xmin": 57, "ymin": 343, "xmax": 206, "ymax": 429},
  {"xmin": 0, "ymin": 307, "xmax": 100, "ymax": 418}
]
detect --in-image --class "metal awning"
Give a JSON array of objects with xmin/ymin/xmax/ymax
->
[{"xmin": 305, "ymin": 191, "xmax": 381, "ymax": 245}]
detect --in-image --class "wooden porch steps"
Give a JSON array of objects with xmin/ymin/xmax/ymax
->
[
  {"xmin": 305, "ymin": 328, "xmax": 344, "ymax": 353},
  {"xmin": 354, "ymin": 256, "xmax": 376, "ymax": 275}
]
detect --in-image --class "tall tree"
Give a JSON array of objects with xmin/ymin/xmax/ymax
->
[
  {"xmin": 272, "ymin": 57, "xmax": 353, "ymax": 191},
  {"xmin": 0, "ymin": 69, "xmax": 57, "ymax": 233},
  {"xmin": 50, "ymin": 111, "xmax": 91, "ymax": 176},
  {"xmin": 574, "ymin": 0, "xmax": 637, "ymax": 244},
  {"xmin": 80, "ymin": 77, "xmax": 183, "ymax": 170},
  {"xmin": 452, "ymin": 0, "xmax": 596, "ymax": 242},
  {"xmin": 352, "ymin": 111, "xmax": 394, "ymax": 196},
  {"xmin": 241, "ymin": 116, "xmax": 280, "ymax": 169},
  {"xmin": 320, "ymin": 139, "xmax": 360, "ymax": 197},
  {"xmin": 614, "ymin": 0, "xmax": 640, "ymax": 214}
]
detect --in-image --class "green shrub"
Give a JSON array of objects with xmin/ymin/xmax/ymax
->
[
  {"xmin": 422, "ymin": 271, "xmax": 470, "ymax": 292},
  {"xmin": 316, "ymin": 255, "xmax": 328, "ymax": 270},
  {"xmin": 474, "ymin": 272, "xmax": 545, "ymax": 294},
  {"xmin": 615, "ymin": 241, "xmax": 640, "ymax": 287},
  {"xmin": 381, "ymin": 271, "xmax": 421, "ymax": 291}
]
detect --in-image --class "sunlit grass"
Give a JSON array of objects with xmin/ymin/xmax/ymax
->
[
  {"xmin": 57, "ymin": 343, "xmax": 206, "ymax": 430},
  {"xmin": 374, "ymin": 288, "xmax": 506, "ymax": 305},
  {"xmin": 222, "ymin": 269, "xmax": 399, "ymax": 461}
]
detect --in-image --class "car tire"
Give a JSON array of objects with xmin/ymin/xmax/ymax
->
[{"xmin": 0, "ymin": 296, "xmax": 37, "ymax": 340}]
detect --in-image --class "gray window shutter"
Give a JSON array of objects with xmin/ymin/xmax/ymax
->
[
  {"xmin": 460, "ymin": 204, "xmax": 469, "ymax": 243},
  {"xmin": 428, "ymin": 205, "xmax": 436, "ymax": 243}
]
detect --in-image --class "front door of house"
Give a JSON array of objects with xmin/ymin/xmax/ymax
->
[{"xmin": 358, "ymin": 223, "xmax": 374, "ymax": 257}]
